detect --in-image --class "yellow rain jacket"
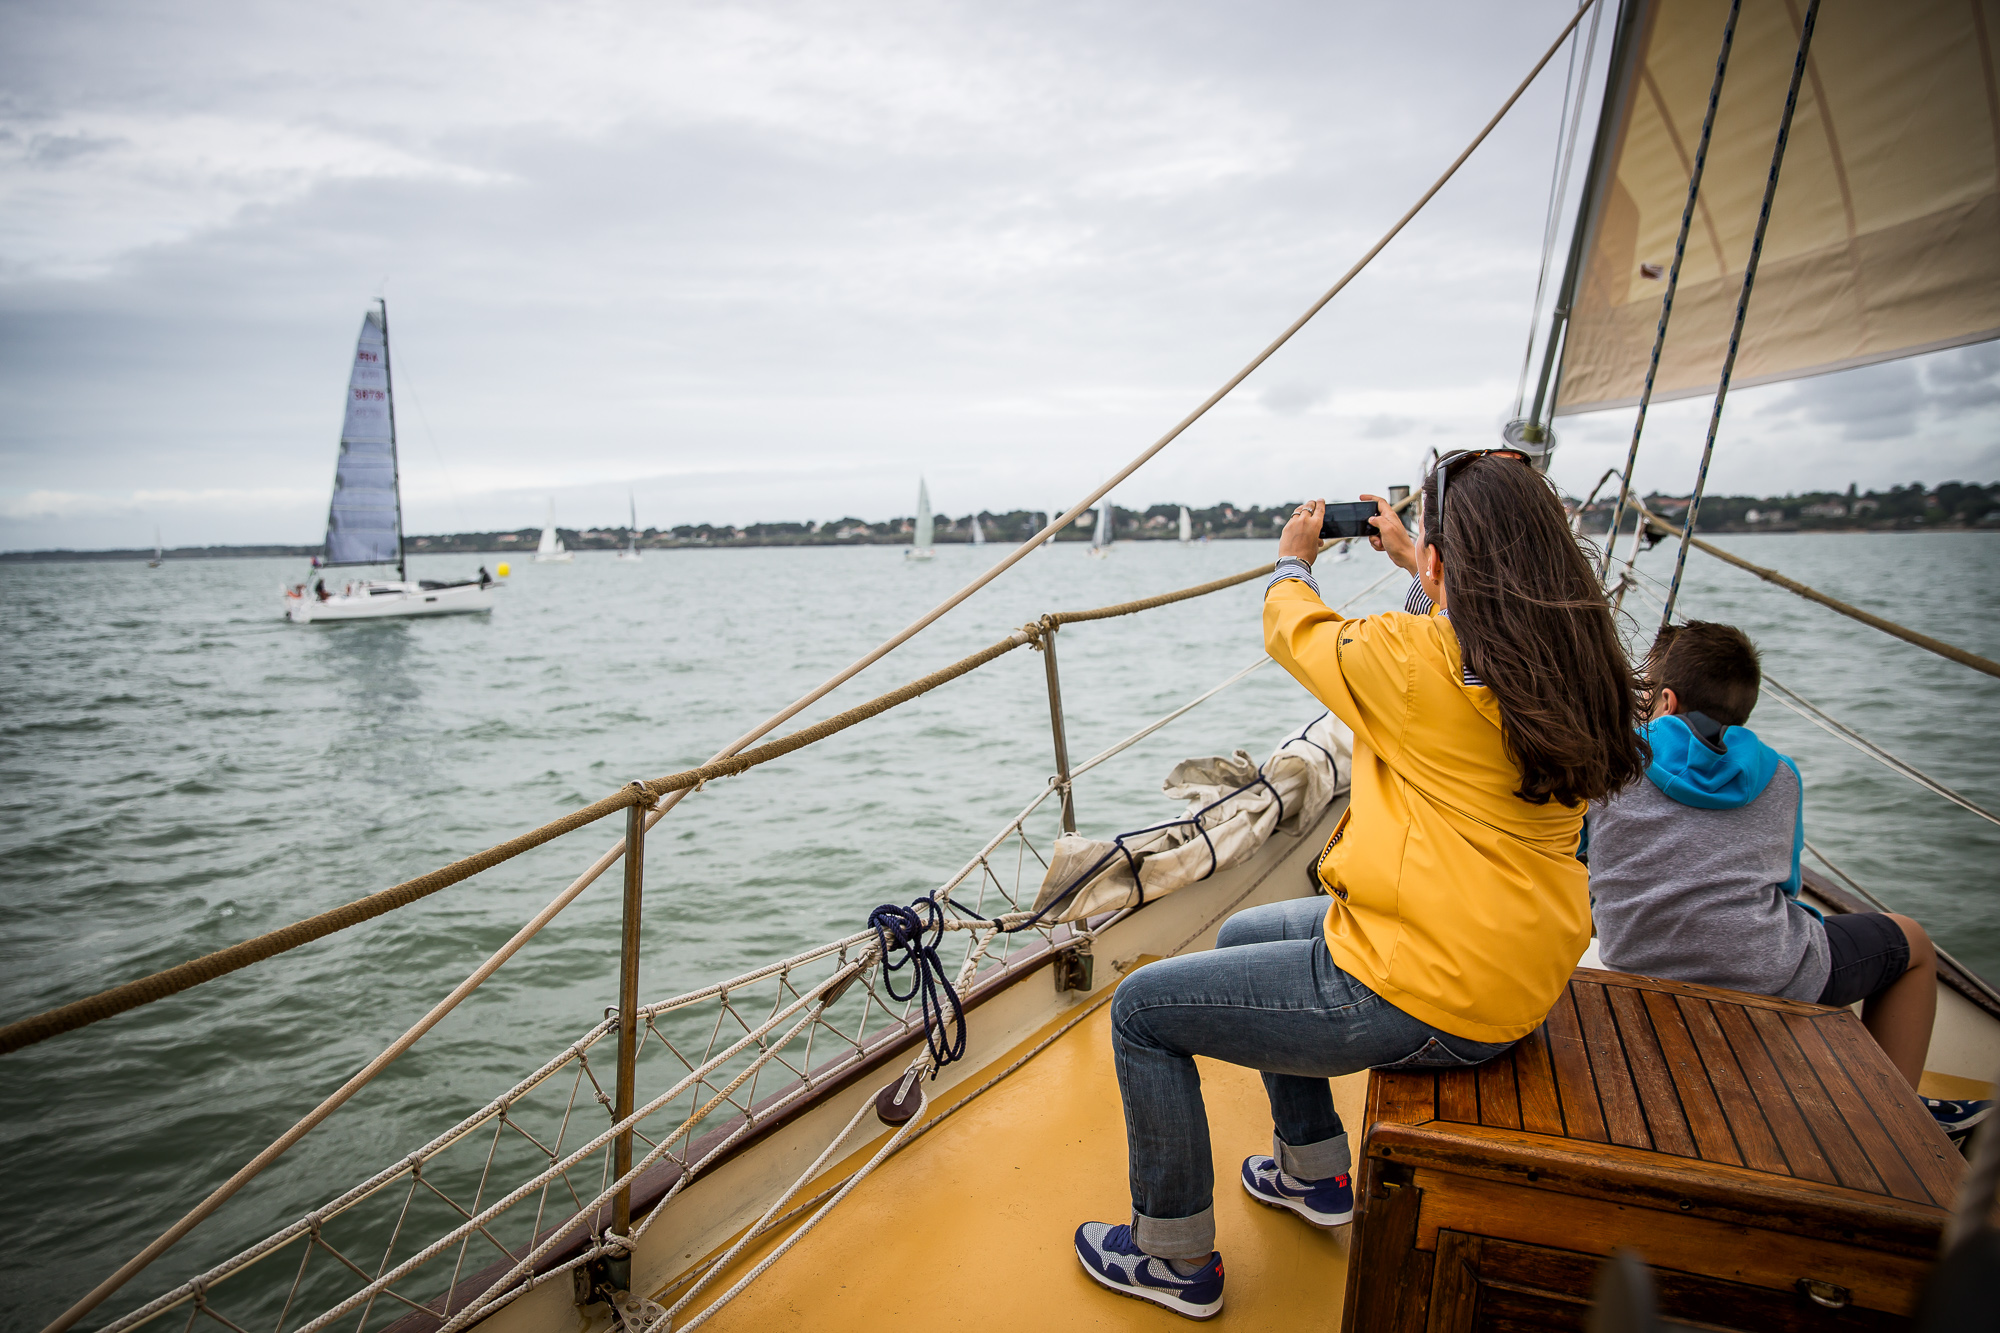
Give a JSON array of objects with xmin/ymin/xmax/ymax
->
[{"xmin": 1264, "ymin": 578, "xmax": 1589, "ymax": 1043}]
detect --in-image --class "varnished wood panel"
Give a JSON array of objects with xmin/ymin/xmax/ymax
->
[
  {"xmin": 1605, "ymin": 983, "xmax": 1697, "ymax": 1157},
  {"xmin": 1641, "ymin": 988, "xmax": 1741, "ymax": 1166},
  {"xmin": 1540, "ymin": 987, "xmax": 1607, "ymax": 1143},
  {"xmin": 1812, "ymin": 1011, "xmax": 1963, "ymax": 1206},
  {"xmin": 1676, "ymin": 994, "xmax": 1789, "ymax": 1174},
  {"xmin": 1573, "ymin": 981, "xmax": 1651, "ymax": 1149},
  {"xmin": 1710, "ymin": 1000, "xmax": 1838, "ymax": 1183},
  {"xmin": 1511, "ymin": 1027, "xmax": 1566, "ymax": 1138},
  {"xmin": 1746, "ymin": 1005, "xmax": 1885, "ymax": 1195},
  {"xmin": 1411, "ymin": 1171, "xmax": 1932, "ymax": 1316},
  {"xmin": 1474, "ymin": 1051, "xmax": 1520, "ymax": 1130}
]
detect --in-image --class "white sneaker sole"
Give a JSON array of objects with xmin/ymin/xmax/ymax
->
[
  {"xmin": 1074, "ymin": 1247, "xmax": 1223, "ymax": 1321},
  {"xmin": 1240, "ymin": 1170, "xmax": 1353, "ymax": 1228}
]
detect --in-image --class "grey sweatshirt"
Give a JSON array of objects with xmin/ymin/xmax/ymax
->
[{"xmin": 1587, "ymin": 727, "xmax": 1829, "ymax": 1002}]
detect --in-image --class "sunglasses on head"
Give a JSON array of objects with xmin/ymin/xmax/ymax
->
[{"xmin": 1429, "ymin": 448, "xmax": 1533, "ymax": 545}]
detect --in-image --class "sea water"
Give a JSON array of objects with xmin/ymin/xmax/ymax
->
[{"xmin": 2, "ymin": 534, "xmax": 1996, "ymax": 1327}]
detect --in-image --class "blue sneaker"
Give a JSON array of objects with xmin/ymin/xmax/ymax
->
[
  {"xmin": 1925, "ymin": 1098, "xmax": 1994, "ymax": 1148},
  {"xmin": 1072, "ymin": 1222, "xmax": 1224, "ymax": 1320},
  {"xmin": 1240, "ymin": 1154, "xmax": 1353, "ymax": 1227}
]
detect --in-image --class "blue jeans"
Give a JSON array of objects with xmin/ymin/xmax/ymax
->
[{"xmin": 1112, "ymin": 896, "xmax": 1515, "ymax": 1259}]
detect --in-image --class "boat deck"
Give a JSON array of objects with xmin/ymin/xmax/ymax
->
[{"xmin": 681, "ymin": 965, "xmax": 1365, "ymax": 1330}]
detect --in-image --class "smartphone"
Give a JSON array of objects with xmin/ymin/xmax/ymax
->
[{"xmin": 1319, "ymin": 501, "xmax": 1381, "ymax": 541}]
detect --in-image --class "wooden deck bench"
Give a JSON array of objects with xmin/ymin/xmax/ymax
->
[{"xmin": 1342, "ymin": 968, "xmax": 1963, "ymax": 1331}]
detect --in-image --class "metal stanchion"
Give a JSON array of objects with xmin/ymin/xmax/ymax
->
[
  {"xmin": 1039, "ymin": 616, "xmax": 1076, "ymax": 835},
  {"xmin": 612, "ymin": 781, "xmax": 647, "ymax": 1239}
]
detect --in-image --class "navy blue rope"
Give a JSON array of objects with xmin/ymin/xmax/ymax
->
[{"xmin": 867, "ymin": 898, "xmax": 967, "ymax": 1075}]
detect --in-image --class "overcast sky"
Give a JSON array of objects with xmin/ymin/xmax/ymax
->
[{"xmin": 3, "ymin": 0, "xmax": 1996, "ymax": 552}]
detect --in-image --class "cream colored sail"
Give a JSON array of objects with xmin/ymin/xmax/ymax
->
[{"xmin": 1555, "ymin": 0, "xmax": 2000, "ymax": 415}]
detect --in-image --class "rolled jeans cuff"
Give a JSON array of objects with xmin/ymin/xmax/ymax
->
[
  {"xmin": 1275, "ymin": 1129, "xmax": 1351, "ymax": 1182},
  {"xmin": 1130, "ymin": 1204, "xmax": 1216, "ymax": 1261}
]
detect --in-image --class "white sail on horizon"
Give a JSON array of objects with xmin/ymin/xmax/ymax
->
[
  {"xmin": 1092, "ymin": 498, "xmax": 1113, "ymax": 549},
  {"xmin": 536, "ymin": 499, "xmax": 571, "ymax": 560},
  {"xmin": 970, "ymin": 514, "xmax": 985, "ymax": 545},
  {"xmin": 914, "ymin": 478, "xmax": 934, "ymax": 550},
  {"xmin": 619, "ymin": 492, "xmax": 643, "ymax": 560},
  {"xmin": 1178, "ymin": 506, "xmax": 1192, "ymax": 543}
]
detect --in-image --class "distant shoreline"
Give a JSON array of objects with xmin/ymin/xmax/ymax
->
[{"xmin": 4, "ymin": 525, "xmax": 1993, "ymax": 565}]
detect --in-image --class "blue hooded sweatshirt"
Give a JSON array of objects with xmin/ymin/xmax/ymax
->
[{"xmin": 1583, "ymin": 713, "xmax": 1828, "ymax": 1002}]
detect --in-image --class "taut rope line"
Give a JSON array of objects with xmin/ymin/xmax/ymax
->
[{"xmin": 1634, "ymin": 501, "xmax": 2000, "ymax": 681}]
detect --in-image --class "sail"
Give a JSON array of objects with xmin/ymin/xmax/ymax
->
[
  {"xmin": 1178, "ymin": 506, "xmax": 1192, "ymax": 542},
  {"xmin": 1555, "ymin": 0, "xmax": 2000, "ymax": 415},
  {"xmin": 324, "ymin": 307, "xmax": 402, "ymax": 566},
  {"xmin": 914, "ymin": 479, "xmax": 934, "ymax": 549},
  {"xmin": 1093, "ymin": 500, "xmax": 1113, "ymax": 548},
  {"xmin": 538, "ymin": 500, "xmax": 561, "ymax": 555},
  {"xmin": 628, "ymin": 494, "xmax": 640, "ymax": 555},
  {"xmin": 970, "ymin": 514, "xmax": 985, "ymax": 545}
]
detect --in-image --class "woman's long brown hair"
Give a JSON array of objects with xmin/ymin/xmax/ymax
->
[{"xmin": 1424, "ymin": 454, "xmax": 1647, "ymax": 807}]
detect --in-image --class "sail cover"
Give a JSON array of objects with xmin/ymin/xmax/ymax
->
[
  {"xmin": 1555, "ymin": 0, "xmax": 2000, "ymax": 415},
  {"xmin": 324, "ymin": 309, "xmax": 402, "ymax": 565}
]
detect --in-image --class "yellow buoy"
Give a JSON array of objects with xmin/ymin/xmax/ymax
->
[{"xmin": 496, "ymin": 562, "xmax": 511, "ymax": 578}]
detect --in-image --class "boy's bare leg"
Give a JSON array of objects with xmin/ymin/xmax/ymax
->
[{"xmin": 1861, "ymin": 914, "xmax": 1936, "ymax": 1090}]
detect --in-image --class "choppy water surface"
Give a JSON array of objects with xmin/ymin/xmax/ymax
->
[{"xmin": 2, "ymin": 534, "xmax": 1995, "ymax": 1328}]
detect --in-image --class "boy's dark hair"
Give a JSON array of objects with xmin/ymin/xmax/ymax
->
[{"xmin": 1647, "ymin": 621, "xmax": 1762, "ymax": 727}]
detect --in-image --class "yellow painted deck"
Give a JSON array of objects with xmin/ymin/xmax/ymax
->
[{"xmin": 667, "ymin": 983, "xmax": 1365, "ymax": 1330}]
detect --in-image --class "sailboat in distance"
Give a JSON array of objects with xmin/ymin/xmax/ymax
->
[
  {"xmin": 904, "ymin": 477, "xmax": 935, "ymax": 561},
  {"xmin": 282, "ymin": 300, "xmax": 497, "ymax": 623},
  {"xmin": 535, "ymin": 500, "xmax": 573, "ymax": 563},
  {"xmin": 1087, "ymin": 496, "xmax": 1113, "ymax": 558},
  {"xmin": 1177, "ymin": 506, "xmax": 1192, "ymax": 544},
  {"xmin": 616, "ymin": 493, "xmax": 643, "ymax": 562},
  {"xmin": 970, "ymin": 513, "xmax": 985, "ymax": 546},
  {"xmin": 148, "ymin": 527, "xmax": 163, "ymax": 568}
]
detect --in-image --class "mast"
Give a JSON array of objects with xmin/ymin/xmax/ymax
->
[
  {"xmin": 1525, "ymin": 0, "xmax": 1652, "ymax": 436},
  {"xmin": 378, "ymin": 297, "xmax": 407, "ymax": 582}
]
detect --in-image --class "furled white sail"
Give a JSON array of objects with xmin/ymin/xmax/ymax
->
[
  {"xmin": 914, "ymin": 478, "xmax": 934, "ymax": 550},
  {"xmin": 619, "ymin": 493, "xmax": 643, "ymax": 561},
  {"xmin": 1178, "ymin": 506, "xmax": 1192, "ymax": 543},
  {"xmin": 324, "ymin": 307, "xmax": 402, "ymax": 567},
  {"xmin": 1092, "ymin": 499, "xmax": 1113, "ymax": 548},
  {"xmin": 1031, "ymin": 714, "xmax": 1353, "ymax": 921},
  {"xmin": 970, "ymin": 514, "xmax": 985, "ymax": 545}
]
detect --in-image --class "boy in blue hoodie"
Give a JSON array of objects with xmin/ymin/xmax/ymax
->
[{"xmin": 1587, "ymin": 621, "xmax": 1988, "ymax": 1143}]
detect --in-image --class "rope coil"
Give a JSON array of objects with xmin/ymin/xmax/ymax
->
[{"xmin": 866, "ymin": 900, "xmax": 967, "ymax": 1075}]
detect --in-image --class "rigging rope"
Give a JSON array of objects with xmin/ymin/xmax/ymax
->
[
  {"xmin": 1599, "ymin": 0, "xmax": 1742, "ymax": 580},
  {"xmin": 1659, "ymin": 0, "xmax": 1821, "ymax": 629},
  {"xmin": 1633, "ymin": 500, "xmax": 2000, "ymax": 681},
  {"xmin": 1763, "ymin": 680, "xmax": 2000, "ymax": 830}
]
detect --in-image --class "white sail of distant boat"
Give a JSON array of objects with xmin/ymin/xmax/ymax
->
[
  {"xmin": 1044, "ymin": 506, "xmax": 1059, "ymax": 548},
  {"xmin": 1088, "ymin": 496, "xmax": 1113, "ymax": 557},
  {"xmin": 1177, "ymin": 506, "xmax": 1192, "ymax": 544},
  {"xmin": 536, "ymin": 499, "xmax": 573, "ymax": 563},
  {"xmin": 905, "ymin": 477, "xmax": 935, "ymax": 561},
  {"xmin": 617, "ymin": 492, "xmax": 643, "ymax": 562},
  {"xmin": 281, "ymin": 300, "xmax": 498, "ymax": 623},
  {"xmin": 148, "ymin": 527, "xmax": 163, "ymax": 569},
  {"xmin": 970, "ymin": 514, "xmax": 985, "ymax": 545}
]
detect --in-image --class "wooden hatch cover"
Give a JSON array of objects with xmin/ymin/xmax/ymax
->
[{"xmin": 1342, "ymin": 968, "xmax": 1962, "ymax": 1332}]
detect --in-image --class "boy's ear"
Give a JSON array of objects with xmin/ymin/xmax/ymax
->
[{"xmin": 1656, "ymin": 686, "xmax": 1680, "ymax": 719}]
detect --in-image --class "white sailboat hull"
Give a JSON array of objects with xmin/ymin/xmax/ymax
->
[
  {"xmin": 283, "ymin": 579, "xmax": 497, "ymax": 623},
  {"xmin": 904, "ymin": 549, "xmax": 935, "ymax": 561},
  {"xmin": 534, "ymin": 551, "xmax": 574, "ymax": 563}
]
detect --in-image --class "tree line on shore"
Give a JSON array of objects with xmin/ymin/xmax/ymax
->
[{"xmin": 6, "ymin": 482, "xmax": 1996, "ymax": 562}]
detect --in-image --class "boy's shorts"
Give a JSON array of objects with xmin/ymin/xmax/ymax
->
[{"xmin": 1816, "ymin": 913, "xmax": 1910, "ymax": 1008}]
